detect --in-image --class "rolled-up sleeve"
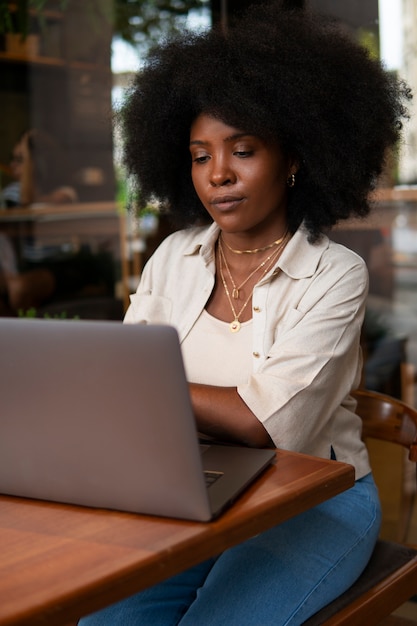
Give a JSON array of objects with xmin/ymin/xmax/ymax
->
[{"xmin": 238, "ymin": 247, "xmax": 368, "ymax": 457}]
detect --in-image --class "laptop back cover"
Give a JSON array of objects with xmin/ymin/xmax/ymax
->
[{"xmin": 0, "ymin": 318, "xmax": 214, "ymax": 520}]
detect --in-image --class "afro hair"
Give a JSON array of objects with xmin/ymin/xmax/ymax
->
[{"xmin": 120, "ymin": 1, "xmax": 411, "ymax": 241}]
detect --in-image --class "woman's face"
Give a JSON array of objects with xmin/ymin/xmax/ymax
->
[{"xmin": 189, "ymin": 113, "xmax": 296, "ymax": 239}]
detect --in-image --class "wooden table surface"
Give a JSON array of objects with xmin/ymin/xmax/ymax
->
[{"xmin": 0, "ymin": 449, "xmax": 355, "ymax": 626}]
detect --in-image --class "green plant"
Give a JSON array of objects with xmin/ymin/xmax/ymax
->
[
  {"xmin": 17, "ymin": 307, "xmax": 79, "ymax": 319},
  {"xmin": 17, "ymin": 306, "xmax": 38, "ymax": 318},
  {"xmin": 0, "ymin": 1, "xmax": 69, "ymax": 38}
]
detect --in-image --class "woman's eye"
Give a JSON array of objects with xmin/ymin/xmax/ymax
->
[
  {"xmin": 234, "ymin": 150, "xmax": 253, "ymax": 158},
  {"xmin": 192, "ymin": 154, "xmax": 210, "ymax": 164}
]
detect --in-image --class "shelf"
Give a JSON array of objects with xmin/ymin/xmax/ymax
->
[
  {"xmin": 7, "ymin": 2, "xmax": 63, "ymax": 21},
  {"xmin": 0, "ymin": 202, "xmax": 121, "ymax": 222},
  {"xmin": 373, "ymin": 187, "xmax": 417, "ymax": 202},
  {"xmin": 0, "ymin": 51, "xmax": 111, "ymax": 73},
  {"xmin": 0, "ymin": 51, "xmax": 64, "ymax": 66}
]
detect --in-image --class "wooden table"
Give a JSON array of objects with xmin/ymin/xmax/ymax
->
[{"xmin": 0, "ymin": 449, "xmax": 355, "ymax": 626}]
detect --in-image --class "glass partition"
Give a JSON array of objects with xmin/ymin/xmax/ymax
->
[{"xmin": 0, "ymin": 0, "xmax": 122, "ymax": 320}]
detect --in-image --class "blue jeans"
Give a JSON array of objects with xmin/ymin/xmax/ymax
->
[{"xmin": 79, "ymin": 473, "xmax": 381, "ymax": 626}]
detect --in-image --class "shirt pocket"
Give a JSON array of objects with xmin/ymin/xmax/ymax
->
[
  {"xmin": 128, "ymin": 293, "xmax": 172, "ymax": 324},
  {"xmin": 274, "ymin": 307, "xmax": 306, "ymax": 338}
]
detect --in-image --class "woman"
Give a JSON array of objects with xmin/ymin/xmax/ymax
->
[
  {"xmin": 0, "ymin": 129, "xmax": 77, "ymax": 208},
  {"xmin": 0, "ymin": 130, "xmax": 80, "ymax": 313},
  {"xmin": 80, "ymin": 2, "xmax": 411, "ymax": 624}
]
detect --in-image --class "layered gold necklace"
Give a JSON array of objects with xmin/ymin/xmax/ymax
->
[
  {"xmin": 218, "ymin": 232, "xmax": 290, "ymax": 333},
  {"xmin": 222, "ymin": 231, "xmax": 288, "ymax": 255}
]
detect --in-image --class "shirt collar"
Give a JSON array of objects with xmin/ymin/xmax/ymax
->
[
  {"xmin": 183, "ymin": 221, "xmax": 329, "ymax": 279},
  {"xmin": 183, "ymin": 222, "xmax": 220, "ymax": 266},
  {"xmin": 278, "ymin": 225, "xmax": 330, "ymax": 279}
]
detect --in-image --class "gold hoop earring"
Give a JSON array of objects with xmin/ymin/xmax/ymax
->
[{"xmin": 287, "ymin": 173, "xmax": 296, "ymax": 188}]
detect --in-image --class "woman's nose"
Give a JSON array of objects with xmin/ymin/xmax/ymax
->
[{"xmin": 209, "ymin": 159, "xmax": 235, "ymax": 187}]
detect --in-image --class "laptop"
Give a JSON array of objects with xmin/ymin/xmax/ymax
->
[{"xmin": 0, "ymin": 318, "xmax": 275, "ymax": 521}]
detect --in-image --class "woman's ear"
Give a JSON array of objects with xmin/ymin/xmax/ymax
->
[
  {"xmin": 286, "ymin": 157, "xmax": 300, "ymax": 189},
  {"xmin": 288, "ymin": 155, "xmax": 300, "ymax": 177}
]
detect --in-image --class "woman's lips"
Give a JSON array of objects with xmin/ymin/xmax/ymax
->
[{"xmin": 210, "ymin": 195, "xmax": 244, "ymax": 211}]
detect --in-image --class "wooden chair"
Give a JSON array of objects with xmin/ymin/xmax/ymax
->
[{"xmin": 304, "ymin": 388, "xmax": 417, "ymax": 625}]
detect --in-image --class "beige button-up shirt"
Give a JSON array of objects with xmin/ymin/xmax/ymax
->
[{"xmin": 125, "ymin": 222, "xmax": 371, "ymax": 479}]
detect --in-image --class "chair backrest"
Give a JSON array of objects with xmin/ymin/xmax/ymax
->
[
  {"xmin": 304, "ymin": 389, "xmax": 417, "ymax": 625},
  {"xmin": 352, "ymin": 388, "xmax": 417, "ymax": 462}
]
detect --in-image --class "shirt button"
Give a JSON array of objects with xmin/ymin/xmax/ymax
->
[
  {"xmin": 253, "ymin": 351, "xmax": 260, "ymax": 358},
  {"xmin": 253, "ymin": 306, "xmax": 261, "ymax": 312}
]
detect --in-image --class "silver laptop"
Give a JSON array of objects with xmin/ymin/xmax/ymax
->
[{"xmin": 0, "ymin": 318, "xmax": 275, "ymax": 521}]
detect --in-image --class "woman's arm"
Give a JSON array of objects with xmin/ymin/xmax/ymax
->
[
  {"xmin": 189, "ymin": 383, "xmax": 273, "ymax": 447},
  {"xmin": 19, "ymin": 133, "xmax": 35, "ymax": 206},
  {"xmin": 37, "ymin": 186, "xmax": 78, "ymax": 204}
]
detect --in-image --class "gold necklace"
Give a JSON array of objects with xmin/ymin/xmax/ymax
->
[
  {"xmin": 218, "ymin": 252, "xmax": 253, "ymax": 332},
  {"xmin": 219, "ymin": 238, "xmax": 282, "ymax": 300},
  {"xmin": 221, "ymin": 230, "xmax": 288, "ymax": 255},
  {"xmin": 218, "ymin": 236, "xmax": 288, "ymax": 333}
]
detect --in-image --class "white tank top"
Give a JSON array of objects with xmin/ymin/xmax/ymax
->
[{"xmin": 181, "ymin": 310, "xmax": 253, "ymax": 387}]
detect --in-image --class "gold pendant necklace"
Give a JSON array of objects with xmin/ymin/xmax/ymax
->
[
  {"xmin": 218, "ymin": 235, "xmax": 289, "ymax": 332},
  {"xmin": 218, "ymin": 247, "xmax": 251, "ymax": 332},
  {"xmin": 219, "ymin": 238, "xmax": 283, "ymax": 300}
]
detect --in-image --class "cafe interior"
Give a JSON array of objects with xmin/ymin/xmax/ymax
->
[{"xmin": 0, "ymin": 0, "xmax": 417, "ymax": 623}]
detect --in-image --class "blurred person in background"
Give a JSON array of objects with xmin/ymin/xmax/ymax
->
[{"xmin": 0, "ymin": 129, "xmax": 77, "ymax": 208}]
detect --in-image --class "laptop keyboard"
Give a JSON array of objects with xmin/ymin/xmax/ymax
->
[{"xmin": 204, "ymin": 470, "xmax": 224, "ymax": 487}]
